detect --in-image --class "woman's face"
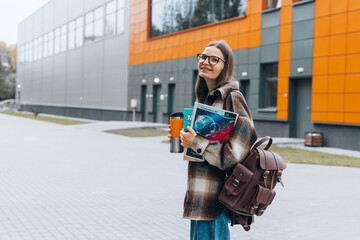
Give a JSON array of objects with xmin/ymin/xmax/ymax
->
[{"xmin": 198, "ymin": 46, "xmax": 225, "ymax": 82}]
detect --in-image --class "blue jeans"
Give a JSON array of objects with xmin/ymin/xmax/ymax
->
[{"xmin": 190, "ymin": 208, "xmax": 231, "ymax": 240}]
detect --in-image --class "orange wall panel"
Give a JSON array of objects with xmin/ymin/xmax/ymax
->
[
  {"xmin": 312, "ymin": 76, "xmax": 328, "ymax": 93},
  {"xmin": 314, "ymin": 16, "xmax": 330, "ymax": 37},
  {"xmin": 313, "ymin": 37, "xmax": 329, "ymax": 57},
  {"xmin": 313, "ymin": 57, "xmax": 329, "ymax": 75},
  {"xmin": 327, "ymin": 93, "xmax": 344, "ymax": 112},
  {"xmin": 330, "ymin": 0, "xmax": 347, "ymax": 14},
  {"xmin": 312, "ymin": 93, "xmax": 328, "ymax": 111},
  {"xmin": 328, "ymin": 56, "xmax": 346, "ymax": 74},
  {"xmin": 278, "ymin": 61, "xmax": 291, "ymax": 77},
  {"xmin": 344, "ymin": 94, "xmax": 360, "ymax": 112},
  {"xmin": 344, "ymin": 113, "xmax": 360, "ymax": 124},
  {"xmin": 328, "ymin": 75, "xmax": 345, "ymax": 93},
  {"xmin": 315, "ymin": 0, "xmax": 331, "ymax": 17},
  {"xmin": 330, "ymin": 13, "xmax": 347, "ymax": 35},
  {"xmin": 277, "ymin": 110, "xmax": 288, "ymax": 120},
  {"xmin": 347, "ymin": 10, "xmax": 360, "ymax": 32},
  {"xmin": 346, "ymin": 54, "xmax": 360, "ymax": 73},
  {"xmin": 327, "ymin": 112, "xmax": 344, "ymax": 122},
  {"xmin": 347, "ymin": 32, "xmax": 360, "ymax": 54},
  {"xmin": 345, "ymin": 74, "xmax": 360, "ymax": 93},
  {"xmin": 348, "ymin": 0, "xmax": 360, "ymax": 11},
  {"xmin": 329, "ymin": 34, "xmax": 347, "ymax": 55},
  {"xmin": 312, "ymin": 111, "xmax": 327, "ymax": 122},
  {"xmin": 279, "ymin": 24, "xmax": 292, "ymax": 43}
]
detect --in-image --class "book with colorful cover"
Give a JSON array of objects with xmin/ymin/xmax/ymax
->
[{"xmin": 183, "ymin": 103, "xmax": 239, "ymax": 162}]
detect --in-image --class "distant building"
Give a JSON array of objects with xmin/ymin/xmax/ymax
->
[{"xmin": 17, "ymin": 0, "xmax": 360, "ymax": 151}]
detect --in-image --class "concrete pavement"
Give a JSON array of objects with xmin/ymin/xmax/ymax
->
[{"xmin": 1, "ymin": 113, "xmax": 360, "ymax": 240}]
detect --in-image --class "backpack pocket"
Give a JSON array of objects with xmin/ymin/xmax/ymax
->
[
  {"xmin": 249, "ymin": 185, "xmax": 276, "ymax": 216},
  {"xmin": 224, "ymin": 163, "xmax": 253, "ymax": 196}
]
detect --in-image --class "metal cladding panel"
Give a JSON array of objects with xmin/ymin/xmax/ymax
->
[
  {"xmin": 262, "ymin": 9, "xmax": 280, "ymax": 28},
  {"xmin": 41, "ymin": 58, "xmax": 54, "ymax": 104},
  {"xmin": 68, "ymin": 0, "xmax": 84, "ymax": 20},
  {"xmin": 84, "ymin": 0, "xmax": 105, "ymax": 12},
  {"xmin": 54, "ymin": 0, "xmax": 68, "ymax": 28},
  {"xmin": 292, "ymin": 20, "xmax": 314, "ymax": 41},
  {"xmin": 43, "ymin": 1, "xmax": 55, "ymax": 33},
  {"xmin": 292, "ymin": 1, "xmax": 315, "ymax": 22},
  {"xmin": 260, "ymin": 44, "xmax": 279, "ymax": 63},
  {"xmin": 261, "ymin": 27, "xmax": 280, "ymax": 45},
  {"xmin": 66, "ymin": 48, "xmax": 83, "ymax": 107},
  {"xmin": 290, "ymin": 59, "xmax": 313, "ymax": 77},
  {"xmin": 52, "ymin": 54, "xmax": 67, "ymax": 105},
  {"xmin": 291, "ymin": 39, "xmax": 314, "ymax": 60},
  {"xmin": 102, "ymin": 36, "xmax": 129, "ymax": 110}
]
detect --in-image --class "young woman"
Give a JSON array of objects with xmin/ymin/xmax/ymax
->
[{"xmin": 171, "ymin": 40, "xmax": 257, "ymax": 239}]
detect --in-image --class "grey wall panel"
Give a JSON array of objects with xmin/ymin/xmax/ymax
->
[
  {"xmin": 262, "ymin": 9, "xmax": 280, "ymax": 28},
  {"xmin": 42, "ymin": 58, "xmax": 54, "ymax": 104},
  {"xmin": 292, "ymin": 1, "xmax": 315, "ymax": 22},
  {"xmin": 32, "ymin": 61, "xmax": 43, "ymax": 103},
  {"xmin": 32, "ymin": 9, "xmax": 43, "ymax": 38},
  {"xmin": 68, "ymin": 0, "xmax": 84, "ymax": 20},
  {"xmin": 43, "ymin": 1, "xmax": 55, "ymax": 33},
  {"xmin": 24, "ymin": 17, "xmax": 34, "ymax": 42},
  {"xmin": 254, "ymin": 120, "xmax": 290, "ymax": 137},
  {"xmin": 260, "ymin": 44, "xmax": 279, "ymax": 63},
  {"xmin": 249, "ymin": 47, "xmax": 260, "ymax": 64},
  {"xmin": 52, "ymin": 54, "xmax": 67, "ymax": 105},
  {"xmin": 236, "ymin": 49, "xmax": 249, "ymax": 65},
  {"xmin": 261, "ymin": 27, "xmax": 280, "ymax": 45},
  {"xmin": 83, "ymin": 42, "xmax": 104, "ymax": 108},
  {"xmin": 292, "ymin": 20, "xmax": 314, "ymax": 41},
  {"xmin": 54, "ymin": 0, "xmax": 68, "ymax": 28},
  {"xmin": 66, "ymin": 48, "xmax": 83, "ymax": 107},
  {"xmin": 102, "ymin": 36, "xmax": 129, "ymax": 110},
  {"xmin": 290, "ymin": 59, "xmax": 313, "ymax": 77},
  {"xmin": 291, "ymin": 40, "xmax": 313, "ymax": 59},
  {"xmin": 84, "ymin": 0, "xmax": 105, "ymax": 13}
]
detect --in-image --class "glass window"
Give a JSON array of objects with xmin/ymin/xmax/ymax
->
[
  {"xmin": 54, "ymin": 28, "xmax": 61, "ymax": 54},
  {"xmin": 29, "ymin": 41, "xmax": 33, "ymax": 62},
  {"xmin": 33, "ymin": 38, "xmax": 38, "ymax": 61},
  {"xmin": 117, "ymin": 0, "xmax": 125, "ymax": 34},
  {"xmin": 85, "ymin": 11, "xmax": 94, "ymax": 42},
  {"xmin": 68, "ymin": 20, "xmax": 76, "ymax": 49},
  {"xmin": 94, "ymin": 7, "xmax": 104, "ymax": 40},
  {"xmin": 38, "ymin": 36, "xmax": 43, "ymax": 59},
  {"xmin": 267, "ymin": 0, "xmax": 281, "ymax": 9},
  {"xmin": 60, "ymin": 24, "xmax": 67, "ymax": 52},
  {"xmin": 150, "ymin": 0, "xmax": 247, "ymax": 38},
  {"xmin": 261, "ymin": 63, "xmax": 278, "ymax": 108},
  {"xmin": 76, "ymin": 16, "xmax": 84, "ymax": 47},
  {"xmin": 43, "ymin": 33, "xmax": 48, "ymax": 58},
  {"xmin": 106, "ymin": 0, "xmax": 116, "ymax": 36},
  {"xmin": 48, "ymin": 31, "xmax": 54, "ymax": 56},
  {"xmin": 19, "ymin": 45, "xmax": 25, "ymax": 64}
]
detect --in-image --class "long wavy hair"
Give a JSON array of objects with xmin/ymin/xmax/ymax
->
[{"xmin": 195, "ymin": 40, "xmax": 235, "ymax": 103}]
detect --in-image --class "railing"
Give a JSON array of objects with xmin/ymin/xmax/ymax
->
[{"xmin": 0, "ymin": 99, "xmax": 18, "ymax": 112}]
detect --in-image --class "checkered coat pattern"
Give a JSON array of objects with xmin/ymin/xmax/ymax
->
[{"xmin": 183, "ymin": 81, "xmax": 258, "ymax": 220}]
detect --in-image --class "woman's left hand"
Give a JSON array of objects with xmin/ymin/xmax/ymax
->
[{"xmin": 180, "ymin": 126, "xmax": 197, "ymax": 148}]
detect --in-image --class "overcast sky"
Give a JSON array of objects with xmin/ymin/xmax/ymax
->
[{"xmin": 0, "ymin": 0, "xmax": 50, "ymax": 45}]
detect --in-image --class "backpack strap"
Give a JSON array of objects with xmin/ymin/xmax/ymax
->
[{"xmin": 251, "ymin": 136, "xmax": 272, "ymax": 150}]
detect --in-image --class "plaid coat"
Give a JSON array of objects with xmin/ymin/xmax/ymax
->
[{"xmin": 183, "ymin": 81, "xmax": 257, "ymax": 220}]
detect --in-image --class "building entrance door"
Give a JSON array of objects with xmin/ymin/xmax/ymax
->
[
  {"xmin": 290, "ymin": 78, "xmax": 313, "ymax": 138},
  {"xmin": 152, "ymin": 85, "xmax": 162, "ymax": 123}
]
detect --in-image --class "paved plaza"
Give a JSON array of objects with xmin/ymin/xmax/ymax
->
[{"xmin": 1, "ymin": 113, "xmax": 360, "ymax": 240}]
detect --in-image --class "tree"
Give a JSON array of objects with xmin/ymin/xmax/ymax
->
[{"xmin": 0, "ymin": 42, "xmax": 16, "ymax": 100}]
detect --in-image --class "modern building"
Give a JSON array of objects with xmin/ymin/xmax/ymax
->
[{"xmin": 17, "ymin": 0, "xmax": 360, "ymax": 151}]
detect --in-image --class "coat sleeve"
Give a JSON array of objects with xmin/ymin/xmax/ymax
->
[{"xmin": 189, "ymin": 91, "xmax": 257, "ymax": 171}]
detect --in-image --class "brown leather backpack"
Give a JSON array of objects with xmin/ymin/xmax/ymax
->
[{"xmin": 218, "ymin": 136, "xmax": 286, "ymax": 231}]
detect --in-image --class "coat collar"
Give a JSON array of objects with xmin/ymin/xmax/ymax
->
[{"xmin": 208, "ymin": 81, "xmax": 239, "ymax": 100}]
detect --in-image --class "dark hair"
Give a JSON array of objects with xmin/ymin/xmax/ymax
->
[{"xmin": 195, "ymin": 40, "xmax": 235, "ymax": 103}]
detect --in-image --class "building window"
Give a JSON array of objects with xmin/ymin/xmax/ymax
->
[
  {"xmin": 105, "ymin": 0, "xmax": 117, "ymax": 36},
  {"xmin": 43, "ymin": 33, "xmax": 49, "ymax": 58},
  {"xmin": 260, "ymin": 63, "xmax": 278, "ymax": 108},
  {"xmin": 267, "ymin": 0, "xmax": 281, "ymax": 9},
  {"xmin": 117, "ymin": 0, "xmax": 125, "ymax": 34},
  {"xmin": 60, "ymin": 24, "xmax": 67, "ymax": 52},
  {"xmin": 75, "ymin": 16, "xmax": 84, "ymax": 47},
  {"xmin": 54, "ymin": 27, "xmax": 61, "ymax": 54},
  {"xmin": 19, "ymin": 45, "xmax": 25, "ymax": 64},
  {"xmin": 48, "ymin": 31, "xmax": 54, "ymax": 56},
  {"xmin": 68, "ymin": 20, "xmax": 76, "ymax": 50},
  {"xmin": 85, "ymin": 11, "xmax": 94, "ymax": 42},
  {"xmin": 33, "ymin": 38, "xmax": 39, "ymax": 61},
  {"xmin": 94, "ymin": 6, "xmax": 104, "ymax": 41},
  {"xmin": 150, "ymin": 0, "xmax": 247, "ymax": 38},
  {"xmin": 38, "ymin": 36, "xmax": 43, "ymax": 59}
]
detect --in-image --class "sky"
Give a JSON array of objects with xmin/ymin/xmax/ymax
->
[{"xmin": 0, "ymin": 0, "xmax": 50, "ymax": 46}]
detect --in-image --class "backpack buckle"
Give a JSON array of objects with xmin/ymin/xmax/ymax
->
[{"xmin": 263, "ymin": 170, "xmax": 270, "ymax": 178}]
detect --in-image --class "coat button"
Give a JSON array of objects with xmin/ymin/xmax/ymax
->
[{"xmin": 197, "ymin": 149, "xmax": 201, "ymax": 153}]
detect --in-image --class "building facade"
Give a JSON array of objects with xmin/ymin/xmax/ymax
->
[{"xmin": 17, "ymin": 0, "xmax": 360, "ymax": 151}]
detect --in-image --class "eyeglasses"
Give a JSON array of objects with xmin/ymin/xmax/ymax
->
[{"xmin": 196, "ymin": 54, "xmax": 226, "ymax": 66}]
